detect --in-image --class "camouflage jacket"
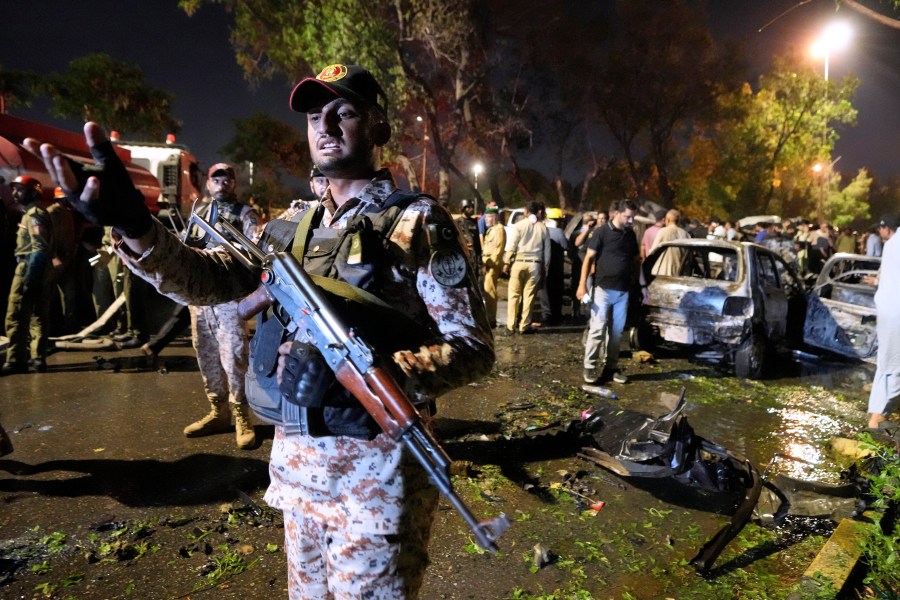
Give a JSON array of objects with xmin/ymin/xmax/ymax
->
[{"xmin": 116, "ymin": 172, "xmax": 495, "ymax": 530}]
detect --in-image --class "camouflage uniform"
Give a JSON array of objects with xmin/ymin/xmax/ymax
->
[
  {"xmin": 186, "ymin": 199, "xmax": 259, "ymax": 448},
  {"xmin": 115, "ymin": 172, "xmax": 493, "ymax": 598},
  {"xmin": 5, "ymin": 204, "xmax": 53, "ymax": 368},
  {"xmin": 189, "ymin": 301, "xmax": 249, "ymax": 410}
]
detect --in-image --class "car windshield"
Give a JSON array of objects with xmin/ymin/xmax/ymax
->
[
  {"xmin": 650, "ymin": 245, "xmax": 741, "ymax": 282},
  {"xmin": 820, "ymin": 257, "xmax": 880, "ymax": 285}
]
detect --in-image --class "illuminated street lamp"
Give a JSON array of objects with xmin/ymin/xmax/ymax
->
[
  {"xmin": 471, "ymin": 162, "xmax": 484, "ymax": 213},
  {"xmin": 810, "ymin": 22, "xmax": 850, "ymax": 224},
  {"xmin": 810, "ymin": 21, "xmax": 852, "ymax": 81},
  {"xmin": 416, "ymin": 116, "xmax": 428, "ymax": 193}
]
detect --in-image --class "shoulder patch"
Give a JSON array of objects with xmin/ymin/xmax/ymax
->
[{"xmin": 429, "ymin": 248, "xmax": 468, "ymax": 287}]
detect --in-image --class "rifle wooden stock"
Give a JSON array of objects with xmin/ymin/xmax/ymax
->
[
  {"xmin": 334, "ymin": 362, "xmax": 419, "ymax": 441},
  {"xmin": 184, "ymin": 211, "xmax": 510, "ymax": 553},
  {"xmin": 239, "ymin": 284, "xmax": 274, "ymax": 321}
]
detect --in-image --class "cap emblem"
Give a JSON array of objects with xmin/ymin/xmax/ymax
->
[{"xmin": 317, "ymin": 64, "xmax": 348, "ymax": 82}]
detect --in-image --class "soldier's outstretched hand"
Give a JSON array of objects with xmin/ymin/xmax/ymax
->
[{"xmin": 23, "ymin": 122, "xmax": 153, "ymax": 239}]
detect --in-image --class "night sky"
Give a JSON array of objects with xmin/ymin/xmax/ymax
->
[{"xmin": 3, "ymin": 1, "xmax": 900, "ymax": 181}]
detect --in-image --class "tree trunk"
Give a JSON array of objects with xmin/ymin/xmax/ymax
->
[
  {"xmin": 396, "ymin": 154, "xmax": 421, "ymax": 192},
  {"xmin": 438, "ymin": 169, "xmax": 451, "ymax": 207}
]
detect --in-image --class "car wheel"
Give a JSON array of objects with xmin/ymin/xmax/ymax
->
[
  {"xmin": 627, "ymin": 326, "xmax": 641, "ymax": 351},
  {"xmin": 627, "ymin": 325, "xmax": 656, "ymax": 352},
  {"xmin": 734, "ymin": 332, "xmax": 766, "ymax": 379}
]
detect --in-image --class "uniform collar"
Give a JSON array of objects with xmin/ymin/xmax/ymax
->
[{"xmin": 323, "ymin": 169, "xmax": 397, "ymax": 225}]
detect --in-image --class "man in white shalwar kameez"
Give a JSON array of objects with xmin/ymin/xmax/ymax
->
[{"xmin": 866, "ymin": 214, "xmax": 900, "ymax": 430}]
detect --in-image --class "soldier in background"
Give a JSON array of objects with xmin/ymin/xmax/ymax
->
[
  {"xmin": 455, "ymin": 198, "xmax": 482, "ymax": 269},
  {"xmin": 47, "ymin": 187, "xmax": 80, "ymax": 335},
  {"xmin": 3, "ymin": 176, "xmax": 53, "ymax": 375},
  {"xmin": 0, "ymin": 177, "xmax": 25, "ymax": 331},
  {"xmin": 182, "ymin": 163, "xmax": 259, "ymax": 449}
]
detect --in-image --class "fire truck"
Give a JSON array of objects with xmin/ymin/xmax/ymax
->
[
  {"xmin": 0, "ymin": 116, "xmax": 201, "ymax": 345},
  {"xmin": 0, "ymin": 114, "xmax": 201, "ymax": 228},
  {"xmin": 110, "ymin": 130, "xmax": 202, "ymax": 226}
]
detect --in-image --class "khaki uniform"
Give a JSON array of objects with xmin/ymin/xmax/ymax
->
[
  {"xmin": 504, "ymin": 216, "xmax": 549, "ymax": 332},
  {"xmin": 5, "ymin": 205, "xmax": 53, "ymax": 366},
  {"xmin": 649, "ymin": 224, "xmax": 690, "ymax": 276},
  {"xmin": 481, "ymin": 222, "xmax": 506, "ymax": 327}
]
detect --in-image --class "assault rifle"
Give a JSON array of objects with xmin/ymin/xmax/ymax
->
[{"xmin": 188, "ymin": 213, "xmax": 510, "ymax": 554}]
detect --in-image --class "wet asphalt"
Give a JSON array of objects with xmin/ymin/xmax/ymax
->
[{"xmin": 0, "ymin": 303, "xmax": 879, "ymax": 598}]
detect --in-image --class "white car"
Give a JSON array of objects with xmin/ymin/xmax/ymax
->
[{"xmin": 638, "ymin": 238, "xmax": 808, "ymax": 378}]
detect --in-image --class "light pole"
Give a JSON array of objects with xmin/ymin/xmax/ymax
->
[
  {"xmin": 810, "ymin": 22, "xmax": 851, "ymax": 225},
  {"xmin": 811, "ymin": 21, "xmax": 852, "ymax": 82},
  {"xmin": 416, "ymin": 116, "xmax": 428, "ymax": 193},
  {"xmin": 812, "ymin": 156, "xmax": 841, "ymax": 225},
  {"xmin": 471, "ymin": 162, "xmax": 483, "ymax": 213}
]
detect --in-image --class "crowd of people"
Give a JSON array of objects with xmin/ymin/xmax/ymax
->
[{"xmin": 455, "ymin": 198, "xmax": 896, "ymax": 435}]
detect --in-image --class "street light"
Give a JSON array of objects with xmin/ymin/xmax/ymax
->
[
  {"xmin": 812, "ymin": 156, "xmax": 842, "ymax": 225},
  {"xmin": 810, "ymin": 22, "xmax": 850, "ymax": 224},
  {"xmin": 811, "ymin": 21, "xmax": 852, "ymax": 81},
  {"xmin": 471, "ymin": 162, "xmax": 484, "ymax": 213},
  {"xmin": 416, "ymin": 116, "xmax": 428, "ymax": 193}
]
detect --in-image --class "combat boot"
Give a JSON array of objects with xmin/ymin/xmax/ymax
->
[
  {"xmin": 183, "ymin": 405, "xmax": 232, "ymax": 437},
  {"xmin": 232, "ymin": 404, "xmax": 256, "ymax": 449}
]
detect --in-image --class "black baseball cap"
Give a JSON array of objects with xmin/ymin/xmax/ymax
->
[
  {"xmin": 879, "ymin": 214, "xmax": 900, "ymax": 230},
  {"xmin": 290, "ymin": 64, "xmax": 388, "ymax": 116},
  {"xmin": 208, "ymin": 163, "xmax": 235, "ymax": 179}
]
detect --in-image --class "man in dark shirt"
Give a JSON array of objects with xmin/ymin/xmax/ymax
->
[{"xmin": 575, "ymin": 199, "xmax": 639, "ymax": 385}]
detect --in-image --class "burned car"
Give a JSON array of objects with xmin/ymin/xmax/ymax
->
[
  {"xmin": 803, "ymin": 252, "xmax": 880, "ymax": 363},
  {"xmin": 637, "ymin": 239, "xmax": 807, "ymax": 378}
]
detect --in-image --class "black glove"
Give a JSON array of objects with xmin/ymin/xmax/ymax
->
[
  {"xmin": 279, "ymin": 342, "xmax": 333, "ymax": 408},
  {"xmin": 65, "ymin": 140, "xmax": 153, "ymax": 239}
]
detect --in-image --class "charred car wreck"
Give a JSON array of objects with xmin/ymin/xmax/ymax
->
[
  {"xmin": 637, "ymin": 239, "xmax": 807, "ymax": 378},
  {"xmin": 803, "ymin": 253, "xmax": 880, "ymax": 363}
]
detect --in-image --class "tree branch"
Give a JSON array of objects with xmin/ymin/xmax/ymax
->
[{"xmin": 840, "ymin": 0, "xmax": 900, "ymax": 29}]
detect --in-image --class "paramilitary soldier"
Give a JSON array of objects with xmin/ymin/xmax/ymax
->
[
  {"xmin": 183, "ymin": 162, "xmax": 259, "ymax": 449},
  {"xmin": 3, "ymin": 176, "xmax": 53, "ymax": 375},
  {"xmin": 26, "ymin": 63, "xmax": 494, "ymax": 599}
]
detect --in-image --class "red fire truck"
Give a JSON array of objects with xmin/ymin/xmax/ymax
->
[{"xmin": 0, "ymin": 114, "xmax": 200, "ymax": 226}]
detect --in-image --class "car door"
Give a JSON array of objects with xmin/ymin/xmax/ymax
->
[
  {"xmin": 754, "ymin": 250, "xmax": 788, "ymax": 339},
  {"xmin": 802, "ymin": 256, "xmax": 879, "ymax": 362}
]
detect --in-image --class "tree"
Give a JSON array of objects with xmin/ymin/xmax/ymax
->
[
  {"xmin": 42, "ymin": 53, "xmax": 181, "ymax": 139},
  {"xmin": 839, "ymin": 0, "xmax": 900, "ymax": 29},
  {"xmin": 678, "ymin": 53, "xmax": 858, "ymax": 221},
  {"xmin": 218, "ymin": 112, "xmax": 310, "ymax": 208},
  {"xmin": 0, "ymin": 66, "xmax": 37, "ymax": 114},
  {"xmin": 594, "ymin": 1, "xmax": 742, "ymax": 206},
  {"xmin": 825, "ymin": 168, "xmax": 872, "ymax": 227},
  {"xmin": 179, "ymin": 0, "xmax": 507, "ymax": 205}
]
